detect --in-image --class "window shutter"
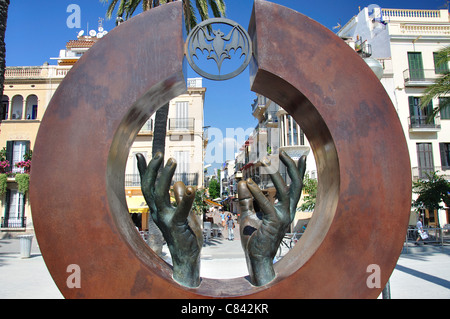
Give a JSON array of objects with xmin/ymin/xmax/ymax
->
[
  {"xmin": 24, "ymin": 141, "xmax": 30, "ymax": 155},
  {"xmin": 5, "ymin": 141, "xmax": 13, "ymax": 173},
  {"xmin": 440, "ymin": 143, "xmax": 450, "ymax": 169},
  {"xmin": 4, "ymin": 189, "xmax": 11, "ymax": 223}
]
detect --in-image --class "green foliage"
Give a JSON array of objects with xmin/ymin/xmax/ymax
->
[
  {"xmin": 412, "ymin": 171, "xmax": 450, "ymax": 213},
  {"xmin": 299, "ymin": 173, "xmax": 317, "ymax": 212},
  {"xmin": 0, "ymin": 147, "xmax": 6, "ymax": 161},
  {"xmin": 192, "ymin": 188, "xmax": 208, "ymax": 215},
  {"xmin": 100, "ymin": 0, "xmax": 227, "ymax": 32},
  {"xmin": 421, "ymin": 46, "xmax": 450, "ymax": 121},
  {"xmin": 208, "ymin": 178, "xmax": 220, "ymax": 199},
  {"xmin": 0, "ymin": 173, "xmax": 7, "ymax": 195},
  {"xmin": 15, "ymin": 173, "xmax": 30, "ymax": 193}
]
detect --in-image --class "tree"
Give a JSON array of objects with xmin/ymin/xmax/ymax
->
[
  {"xmin": 412, "ymin": 171, "xmax": 450, "ymax": 227},
  {"xmin": 0, "ymin": 0, "xmax": 10, "ymax": 100},
  {"xmin": 208, "ymin": 178, "xmax": 220, "ymax": 199},
  {"xmin": 102, "ymin": 0, "xmax": 226, "ymax": 33},
  {"xmin": 299, "ymin": 173, "xmax": 317, "ymax": 212},
  {"xmin": 101, "ymin": 0, "xmax": 226, "ymax": 255},
  {"xmin": 420, "ymin": 46, "xmax": 450, "ymax": 121},
  {"xmin": 101, "ymin": 0, "xmax": 226, "ymax": 160}
]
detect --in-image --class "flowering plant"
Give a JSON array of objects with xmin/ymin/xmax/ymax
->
[
  {"xmin": 15, "ymin": 160, "xmax": 31, "ymax": 173},
  {"xmin": 0, "ymin": 160, "xmax": 10, "ymax": 173}
]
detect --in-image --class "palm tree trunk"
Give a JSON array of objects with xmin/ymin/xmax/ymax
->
[
  {"xmin": 146, "ymin": 103, "xmax": 170, "ymax": 256},
  {"xmin": 152, "ymin": 103, "xmax": 169, "ymax": 158},
  {"xmin": 0, "ymin": 0, "xmax": 10, "ymax": 99}
]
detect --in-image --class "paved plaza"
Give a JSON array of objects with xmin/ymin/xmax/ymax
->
[{"xmin": 0, "ymin": 230, "xmax": 449, "ymax": 299}]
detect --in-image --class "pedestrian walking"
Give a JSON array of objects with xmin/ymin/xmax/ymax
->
[
  {"xmin": 415, "ymin": 217, "xmax": 428, "ymax": 245},
  {"xmin": 226, "ymin": 213, "xmax": 235, "ymax": 241}
]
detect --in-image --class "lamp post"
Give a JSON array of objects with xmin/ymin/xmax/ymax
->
[{"xmin": 364, "ymin": 56, "xmax": 384, "ymax": 80}]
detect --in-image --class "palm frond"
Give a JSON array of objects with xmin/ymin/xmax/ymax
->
[
  {"xmin": 183, "ymin": 0, "xmax": 197, "ymax": 33},
  {"xmin": 195, "ymin": 0, "xmax": 209, "ymax": 22},
  {"xmin": 435, "ymin": 46, "xmax": 450, "ymax": 69},
  {"xmin": 101, "ymin": 0, "xmax": 122, "ymax": 19},
  {"xmin": 208, "ymin": 0, "xmax": 226, "ymax": 18}
]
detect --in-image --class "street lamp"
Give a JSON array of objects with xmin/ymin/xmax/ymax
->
[{"xmin": 364, "ymin": 56, "xmax": 384, "ymax": 80}]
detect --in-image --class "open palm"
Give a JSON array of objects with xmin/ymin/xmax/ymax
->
[{"xmin": 137, "ymin": 152, "xmax": 202, "ymax": 288}]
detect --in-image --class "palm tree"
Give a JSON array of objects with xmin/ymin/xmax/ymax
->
[
  {"xmin": 102, "ymin": 0, "xmax": 226, "ymax": 32},
  {"xmin": 421, "ymin": 46, "xmax": 450, "ymax": 121},
  {"xmin": 0, "ymin": 0, "xmax": 10, "ymax": 100},
  {"xmin": 101, "ymin": 0, "xmax": 226, "ymax": 255}
]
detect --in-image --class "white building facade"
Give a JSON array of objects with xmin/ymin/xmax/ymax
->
[{"xmin": 338, "ymin": 6, "xmax": 450, "ymax": 227}]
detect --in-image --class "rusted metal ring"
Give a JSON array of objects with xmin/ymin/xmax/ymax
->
[{"xmin": 30, "ymin": 0, "xmax": 411, "ymax": 299}]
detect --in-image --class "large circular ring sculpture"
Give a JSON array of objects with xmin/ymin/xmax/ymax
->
[{"xmin": 30, "ymin": 1, "xmax": 411, "ymax": 298}]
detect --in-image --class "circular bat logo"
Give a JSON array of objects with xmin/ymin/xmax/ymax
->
[{"xmin": 186, "ymin": 18, "xmax": 253, "ymax": 81}]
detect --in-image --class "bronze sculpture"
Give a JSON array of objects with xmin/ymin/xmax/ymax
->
[
  {"xmin": 238, "ymin": 151, "xmax": 307, "ymax": 286},
  {"xmin": 136, "ymin": 152, "xmax": 203, "ymax": 288},
  {"xmin": 137, "ymin": 151, "xmax": 306, "ymax": 288},
  {"xmin": 29, "ymin": 1, "xmax": 411, "ymax": 298}
]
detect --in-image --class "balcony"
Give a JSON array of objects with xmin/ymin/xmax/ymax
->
[
  {"xmin": 264, "ymin": 111, "xmax": 279, "ymax": 128},
  {"xmin": 408, "ymin": 115, "xmax": 441, "ymax": 132},
  {"xmin": 168, "ymin": 118, "xmax": 195, "ymax": 133},
  {"xmin": 251, "ymin": 96, "xmax": 269, "ymax": 121},
  {"xmin": 403, "ymin": 69, "xmax": 440, "ymax": 86},
  {"xmin": 1, "ymin": 216, "xmax": 27, "ymax": 229},
  {"xmin": 126, "ymin": 173, "xmax": 199, "ymax": 187},
  {"xmin": 412, "ymin": 166, "xmax": 450, "ymax": 181},
  {"xmin": 138, "ymin": 119, "xmax": 153, "ymax": 135},
  {"xmin": 172, "ymin": 173, "xmax": 198, "ymax": 186},
  {"xmin": 382, "ymin": 9, "xmax": 447, "ymax": 22},
  {"xmin": 5, "ymin": 66, "xmax": 71, "ymax": 80}
]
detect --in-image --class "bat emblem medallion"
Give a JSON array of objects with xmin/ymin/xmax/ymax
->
[{"xmin": 186, "ymin": 18, "xmax": 253, "ymax": 81}]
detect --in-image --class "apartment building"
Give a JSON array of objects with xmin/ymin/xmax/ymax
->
[
  {"xmin": 229, "ymin": 94, "xmax": 318, "ymax": 229},
  {"xmin": 125, "ymin": 78, "xmax": 206, "ymax": 216},
  {"xmin": 0, "ymin": 31, "xmax": 206, "ymax": 233},
  {"xmin": 337, "ymin": 5, "xmax": 450, "ymax": 226}
]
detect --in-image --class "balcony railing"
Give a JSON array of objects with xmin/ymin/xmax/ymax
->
[
  {"xmin": 126, "ymin": 173, "xmax": 199, "ymax": 187},
  {"xmin": 412, "ymin": 166, "xmax": 450, "ymax": 181},
  {"xmin": 382, "ymin": 9, "xmax": 443, "ymax": 20},
  {"xmin": 408, "ymin": 115, "xmax": 441, "ymax": 131},
  {"xmin": 172, "ymin": 173, "xmax": 199, "ymax": 186},
  {"xmin": 1, "ymin": 216, "xmax": 27, "ymax": 229},
  {"xmin": 403, "ymin": 69, "xmax": 440, "ymax": 86},
  {"xmin": 125, "ymin": 174, "xmax": 141, "ymax": 187},
  {"xmin": 168, "ymin": 118, "xmax": 195, "ymax": 131},
  {"xmin": 5, "ymin": 66, "xmax": 71, "ymax": 79},
  {"xmin": 138, "ymin": 119, "xmax": 153, "ymax": 135}
]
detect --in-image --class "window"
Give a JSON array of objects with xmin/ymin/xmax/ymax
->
[
  {"xmin": 174, "ymin": 151, "xmax": 189, "ymax": 175},
  {"xmin": 417, "ymin": 143, "xmax": 434, "ymax": 179},
  {"xmin": 3, "ymin": 189, "xmax": 26, "ymax": 228},
  {"xmin": 1, "ymin": 95, "xmax": 9, "ymax": 121},
  {"xmin": 439, "ymin": 97, "xmax": 450, "ymax": 120},
  {"xmin": 440, "ymin": 143, "xmax": 450, "ymax": 170},
  {"xmin": 434, "ymin": 52, "xmax": 449, "ymax": 74},
  {"xmin": 11, "ymin": 95, "xmax": 23, "ymax": 120},
  {"xmin": 408, "ymin": 52, "xmax": 424, "ymax": 80},
  {"xmin": 26, "ymin": 95, "xmax": 38, "ymax": 120},
  {"xmin": 175, "ymin": 101, "xmax": 189, "ymax": 130},
  {"xmin": 409, "ymin": 96, "xmax": 433, "ymax": 126},
  {"xmin": 6, "ymin": 141, "xmax": 30, "ymax": 173}
]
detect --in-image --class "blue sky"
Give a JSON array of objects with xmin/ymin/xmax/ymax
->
[{"xmin": 5, "ymin": 0, "xmax": 448, "ymax": 172}]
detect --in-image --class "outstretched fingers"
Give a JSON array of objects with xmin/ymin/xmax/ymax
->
[
  {"xmin": 137, "ymin": 152, "xmax": 163, "ymax": 212},
  {"xmin": 237, "ymin": 180, "xmax": 255, "ymax": 217},
  {"xmin": 174, "ymin": 185, "xmax": 196, "ymax": 225},
  {"xmin": 261, "ymin": 157, "xmax": 289, "ymax": 205},
  {"xmin": 246, "ymin": 178, "xmax": 276, "ymax": 221},
  {"xmin": 280, "ymin": 151, "xmax": 307, "ymax": 221},
  {"xmin": 155, "ymin": 157, "xmax": 177, "ymax": 211}
]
